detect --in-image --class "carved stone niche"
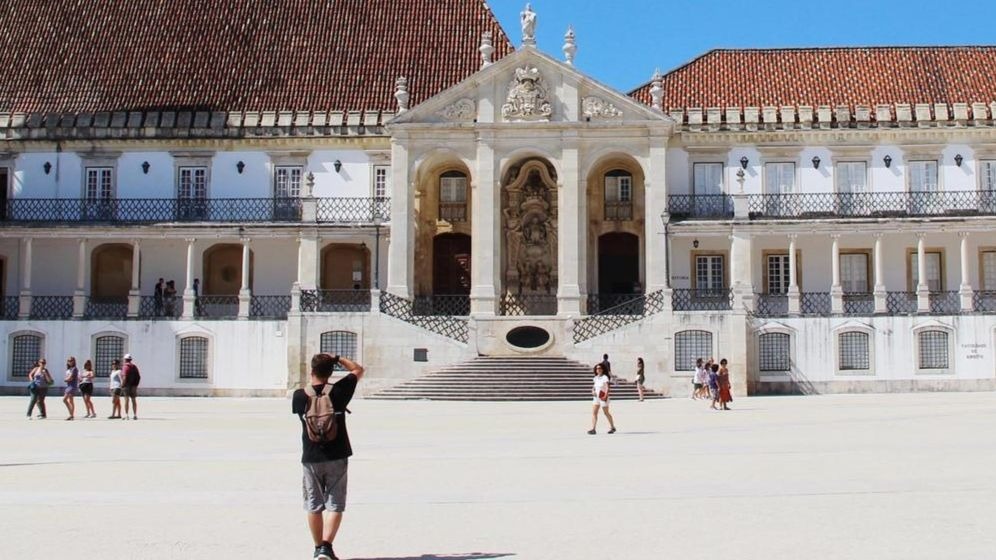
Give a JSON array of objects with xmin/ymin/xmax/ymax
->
[
  {"xmin": 502, "ymin": 159, "xmax": 559, "ymax": 297},
  {"xmin": 501, "ymin": 66, "xmax": 553, "ymax": 122}
]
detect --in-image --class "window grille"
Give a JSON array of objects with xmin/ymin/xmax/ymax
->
[
  {"xmin": 838, "ymin": 331, "xmax": 870, "ymax": 371},
  {"xmin": 320, "ymin": 331, "xmax": 358, "ymax": 371},
  {"xmin": 373, "ymin": 166, "xmax": 389, "ymax": 198},
  {"xmin": 674, "ymin": 330, "xmax": 712, "ymax": 372},
  {"xmin": 94, "ymin": 335, "xmax": 125, "ymax": 378},
  {"xmin": 179, "ymin": 337, "xmax": 209, "ymax": 379},
  {"xmin": 758, "ymin": 333, "xmax": 790, "ymax": 372},
  {"xmin": 11, "ymin": 333, "xmax": 42, "ymax": 380},
  {"xmin": 767, "ymin": 254, "xmax": 790, "ymax": 294},
  {"xmin": 918, "ymin": 330, "xmax": 949, "ymax": 369}
]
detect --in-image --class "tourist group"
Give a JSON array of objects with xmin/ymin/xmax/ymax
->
[{"xmin": 25, "ymin": 354, "xmax": 142, "ymax": 420}]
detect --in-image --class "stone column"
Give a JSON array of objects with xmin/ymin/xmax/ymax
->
[
  {"xmin": 72, "ymin": 238, "xmax": 88, "ymax": 318},
  {"xmin": 959, "ymin": 232, "xmax": 973, "ymax": 312},
  {"xmin": 386, "ymin": 135, "xmax": 413, "ymax": 298},
  {"xmin": 787, "ymin": 234, "xmax": 800, "ymax": 315},
  {"xmin": 916, "ymin": 233, "xmax": 929, "ymax": 313},
  {"xmin": 128, "ymin": 239, "xmax": 141, "ymax": 317},
  {"xmin": 645, "ymin": 132, "xmax": 670, "ymax": 294},
  {"xmin": 557, "ymin": 133, "xmax": 583, "ymax": 316},
  {"xmin": 470, "ymin": 132, "xmax": 498, "ymax": 316},
  {"xmin": 729, "ymin": 231, "xmax": 753, "ymax": 311},
  {"xmin": 18, "ymin": 237, "xmax": 32, "ymax": 318},
  {"xmin": 297, "ymin": 233, "xmax": 320, "ymax": 292},
  {"xmin": 238, "ymin": 237, "xmax": 251, "ymax": 318},
  {"xmin": 182, "ymin": 238, "xmax": 196, "ymax": 319},
  {"xmin": 873, "ymin": 234, "xmax": 887, "ymax": 313},
  {"xmin": 830, "ymin": 234, "xmax": 843, "ymax": 314}
]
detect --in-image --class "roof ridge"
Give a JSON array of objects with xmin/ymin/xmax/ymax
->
[{"xmin": 707, "ymin": 45, "xmax": 996, "ymax": 53}]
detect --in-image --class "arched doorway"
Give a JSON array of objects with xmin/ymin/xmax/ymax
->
[
  {"xmin": 321, "ymin": 244, "xmax": 370, "ymax": 290},
  {"xmin": 598, "ymin": 232, "xmax": 640, "ymax": 295},
  {"xmin": 432, "ymin": 233, "xmax": 471, "ymax": 295},
  {"xmin": 91, "ymin": 244, "xmax": 133, "ymax": 299},
  {"xmin": 203, "ymin": 244, "xmax": 252, "ymax": 295}
]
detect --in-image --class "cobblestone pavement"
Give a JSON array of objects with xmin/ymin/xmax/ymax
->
[{"xmin": 2, "ymin": 392, "xmax": 995, "ymax": 560}]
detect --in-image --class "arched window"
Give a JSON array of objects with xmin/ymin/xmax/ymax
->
[
  {"xmin": 758, "ymin": 332, "xmax": 791, "ymax": 372},
  {"xmin": 10, "ymin": 332, "xmax": 43, "ymax": 380},
  {"xmin": 93, "ymin": 334, "xmax": 127, "ymax": 378},
  {"xmin": 674, "ymin": 330, "xmax": 712, "ymax": 372},
  {"xmin": 439, "ymin": 171, "xmax": 468, "ymax": 222},
  {"xmin": 603, "ymin": 169, "xmax": 633, "ymax": 221},
  {"xmin": 321, "ymin": 331, "xmax": 358, "ymax": 371},
  {"xmin": 917, "ymin": 329, "xmax": 949, "ymax": 370},
  {"xmin": 838, "ymin": 331, "xmax": 870, "ymax": 371},
  {"xmin": 178, "ymin": 336, "xmax": 210, "ymax": 380}
]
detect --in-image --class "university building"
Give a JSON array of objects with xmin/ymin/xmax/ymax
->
[{"xmin": 2, "ymin": 1, "xmax": 996, "ymax": 396}]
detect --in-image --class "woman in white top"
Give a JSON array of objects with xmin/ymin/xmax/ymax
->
[
  {"xmin": 108, "ymin": 359, "xmax": 123, "ymax": 419},
  {"xmin": 587, "ymin": 363, "xmax": 616, "ymax": 435}
]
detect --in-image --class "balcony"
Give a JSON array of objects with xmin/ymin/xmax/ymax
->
[
  {"xmin": 672, "ymin": 288, "xmax": 733, "ymax": 311},
  {"xmin": 666, "ymin": 195, "xmax": 734, "ymax": 219},
  {"xmin": 604, "ymin": 201, "xmax": 633, "ymax": 221}
]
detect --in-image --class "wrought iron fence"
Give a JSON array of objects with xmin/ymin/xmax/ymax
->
[
  {"xmin": 886, "ymin": 291, "xmax": 918, "ymax": 315},
  {"xmin": 2, "ymin": 198, "xmax": 304, "ymax": 223},
  {"xmin": 84, "ymin": 297, "xmax": 128, "ymax": 319},
  {"xmin": 573, "ymin": 290, "xmax": 667, "ymax": 343},
  {"xmin": 842, "ymin": 293, "xmax": 875, "ymax": 315},
  {"xmin": 973, "ymin": 291, "xmax": 996, "ymax": 313},
  {"xmin": 300, "ymin": 289, "xmax": 372, "ymax": 312},
  {"xmin": 604, "ymin": 201, "xmax": 633, "ymax": 221},
  {"xmin": 499, "ymin": 294, "xmax": 559, "ymax": 316},
  {"xmin": 379, "ymin": 291, "xmax": 468, "ymax": 343},
  {"xmin": 799, "ymin": 292, "xmax": 831, "ymax": 315},
  {"xmin": 195, "ymin": 295, "xmax": 239, "ymax": 318},
  {"xmin": 412, "ymin": 295, "xmax": 470, "ymax": 316},
  {"xmin": 2, "ymin": 296, "xmax": 19, "ymax": 319},
  {"xmin": 29, "ymin": 296, "xmax": 73, "ymax": 319},
  {"xmin": 438, "ymin": 202, "xmax": 467, "ymax": 222},
  {"xmin": 250, "ymin": 295, "xmax": 291, "ymax": 319},
  {"xmin": 666, "ymin": 195, "xmax": 734, "ymax": 220},
  {"xmin": 929, "ymin": 291, "xmax": 960, "ymax": 314},
  {"xmin": 754, "ymin": 293, "xmax": 788, "ymax": 317},
  {"xmin": 586, "ymin": 293, "xmax": 644, "ymax": 315},
  {"xmin": 316, "ymin": 197, "xmax": 391, "ymax": 223},
  {"xmin": 138, "ymin": 295, "xmax": 182, "ymax": 318},
  {"xmin": 746, "ymin": 190, "xmax": 996, "ymax": 220},
  {"xmin": 671, "ymin": 288, "xmax": 733, "ymax": 311}
]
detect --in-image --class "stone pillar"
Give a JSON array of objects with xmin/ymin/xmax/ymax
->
[
  {"xmin": 73, "ymin": 238, "xmax": 87, "ymax": 318},
  {"xmin": 182, "ymin": 238, "xmax": 196, "ymax": 319},
  {"xmin": 238, "ymin": 238, "xmax": 251, "ymax": 318},
  {"xmin": 18, "ymin": 237, "xmax": 32, "ymax": 318},
  {"xmin": 873, "ymin": 234, "xmax": 887, "ymax": 313},
  {"xmin": 729, "ymin": 231, "xmax": 753, "ymax": 311},
  {"xmin": 645, "ymin": 133, "xmax": 670, "ymax": 293},
  {"xmin": 386, "ymin": 135, "xmax": 413, "ymax": 298},
  {"xmin": 916, "ymin": 233, "xmax": 929, "ymax": 313},
  {"xmin": 297, "ymin": 233, "xmax": 320, "ymax": 291},
  {"xmin": 128, "ymin": 239, "xmax": 141, "ymax": 317},
  {"xmin": 830, "ymin": 234, "xmax": 843, "ymax": 314},
  {"xmin": 470, "ymin": 132, "xmax": 498, "ymax": 316},
  {"xmin": 557, "ymin": 133, "xmax": 583, "ymax": 316},
  {"xmin": 787, "ymin": 234, "xmax": 800, "ymax": 315},
  {"xmin": 959, "ymin": 232, "xmax": 973, "ymax": 312}
]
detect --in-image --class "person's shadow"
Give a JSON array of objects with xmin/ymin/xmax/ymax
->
[{"xmin": 351, "ymin": 554, "xmax": 513, "ymax": 560}]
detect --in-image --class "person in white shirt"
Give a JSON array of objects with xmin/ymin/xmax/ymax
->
[
  {"xmin": 108, "ymin": 359, "xmax": 123, "ymax": 419},
  {"xmin": 691, "ymin": 358, "xmax": 705, "ymax": 399},
  {"xmin": 588, "ymin": 363, "xmax": 616, "ymax": 435}
]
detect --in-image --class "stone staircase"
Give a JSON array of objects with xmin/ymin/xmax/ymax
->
[{"xmin": 369, "ymin": 356, "xmax": 664, "ymax": 401}]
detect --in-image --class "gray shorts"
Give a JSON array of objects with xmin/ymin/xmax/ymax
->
[{"xmin": 302, "ymin": 459, "xmax": 348, "ymax": 513}]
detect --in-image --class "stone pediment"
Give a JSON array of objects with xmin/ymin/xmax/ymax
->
[{"xmin": 389, "ymin": 47, "xmax": 669, "ymax": 127}]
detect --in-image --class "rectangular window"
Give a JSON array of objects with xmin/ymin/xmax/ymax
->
[
  {"xmin": 764, "ymin": 162, "xmax": 795, "ymax": 194},
  {"xmin": 695, "ymin": 255, "xmax": 724, "ymax": 293},
  {"xmin": 839, "ymin": 332, "xmax": 870, "ymax": 371},
  {"xmin": 94, "ymin": 335, "xmax": 126, "ymax": 378},
  {"xmin": 766, "ymin": 254, "xmax": 790, "ymax": 294},
  {"xmin": 981, "ymin": 161, "xmax": 996, "ymax": 191},
  {"xmin": 604, "ymin": 175, "xmax": 633, "ymax": 202},
  {"xmin": 693, "ymin": 163, "xmax": 723, "ymax": 195},
  {"xmin": 440, "ymin": 176, "xmax": 467, "ymax": 202},
  {"xmin": 982, "ymin": 251, "xmax": 996, "ymax": 290},
  {"xmin": 274, "ymin": 166, "xmax": 303, "ymax": 198},
  {"xmin": 835, "ymin": 161, "xmax": 867, "ymax": 193},
  {"xmin": 911, "ymin": 251, "xmax": 943, "ymax": 291},
  {"xmin": 840, "ymin": 253, "xmax": 870, "ymax": 293},
  {"xmin": 321, "ymin": 331, "xmax": 358, "ymax": 371},
  {"xmin": 674, "ymin": 330, "xmax": 712, "ymax": 372},
  {"xmin": 909, "ymin": 161, "xmax": 938, "ymax": 192},
  {"xmin": 85, "ymin": 167, "xmax": 114, "ymax": 200},
  {"xmin": 373, "ymin": 166, "xmax": 389, "ymax": 198},
  {"xmin": 177, "ymin": 167, "xmax": 208, "ymax": 199},
  {"xmin": 179, "ymin": 337, "xmax": 209, "ymax": 379},
  {"xmin": 10, "ymin": 334, "xmax": 42, "ymax": 380},
  {"xmin": 758, "ymin": 333, "xmax": 791, "ymax": 372},
  {"xmin": 918, "ymin": 331, "xmax": 949, "ymax": 370}
]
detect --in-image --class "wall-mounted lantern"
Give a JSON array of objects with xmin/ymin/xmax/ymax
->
[
  {"xmin": 812, "ymin": 156, "xmax": 821, "ymax": 169},
  {"xmin": 333, "ymin": 160, "xmax": 343, "ymax": 173},
  {"xmin": 739, "ymin": 156, "xmax": 749, "ymax": 170},
  {"xmin": 43, "ymin": 161, "xmax": 52, "ymax": 175},
  {"xmin": 141, "ymin": 161, "xmax": 150, "ymax": 174},
  {"xmin": 955, "ymin": 154, "xmax": 964, "ymax": 167},
  {"xmin": 236, "ymin": 161, "xmax": 245, "ymax": 174},
  {"xmin": 883, "ymin": 155, "xmax": 892, "ymax": 168}
]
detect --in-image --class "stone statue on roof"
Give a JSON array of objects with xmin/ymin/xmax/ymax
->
[{"xmin": 521, "ymin": 3, "xmax": 536, "ymax": 47}]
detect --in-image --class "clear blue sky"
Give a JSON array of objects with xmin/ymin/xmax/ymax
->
[{"xmin": 489, "ymin": 0, "xmax": 996, "ymax": 93}]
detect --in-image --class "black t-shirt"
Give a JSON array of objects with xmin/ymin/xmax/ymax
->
[{"xmin": 291, "ymin": 373, "xmax": 358, "ymax": 464}]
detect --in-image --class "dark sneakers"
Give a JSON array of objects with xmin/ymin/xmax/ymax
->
[
  {"xmin": 608, "ymin": 428, "xmax": 617, "ymax": 434},
  {"xmin": 314, "ymin": 542, "xmax": 337, "ymax": 560}
]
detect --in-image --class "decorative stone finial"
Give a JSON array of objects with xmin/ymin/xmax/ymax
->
[
  {"xmin": 394, "ymin": 76, "xmax": 410, "ymax": 113},
  {"xmin": 304, "ymin": 172, "xmax": 315, "ymax": 198},
  {"xmin": 650, "ymin": 68, "xmax": 664, "ymax": 112},
  {"xmin": 563, "ymin": 26, "xmax": 576, "ymax": 65},
  {"xmin": 520, "ymin": 3, "xmax": 537, "ymax": 48},
  {"xmin": 480, "ymin": 31, "xmax": 495, "ymax": 68}
]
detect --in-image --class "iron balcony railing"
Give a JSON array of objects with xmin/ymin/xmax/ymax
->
[
  {"xmin": 138, "ymin": 296, "xmax": 182, "ymax": 319},
  {"xmin": 2, "ymin": 198, "xmax": 304, "ymax": 223},
  {"xmin": 886, "ymin": 292, "xmax": 918, "ymax": 315},
  {"xmin": 29, "ymin": 296, "xmax": 74, "ymax": 319},
  {"xmin": 842, "ymin": 293, "xmax": 875, "ymax": 315},
  {"xmin": 747, "ymin": 190, "xmax": 996, "ymax": 219},
  {"xmin": 672, "ymin": 288, "xmax": 733, "ymax": 311},
  {"xmin": 499, "ymin": 294, "xmax": 559, "ymax": 316},
  {"xmin": 84, "ymin": 297, "xmax": 128, "ymax": 319},
  {"xmin": 586, "ymin": 293, "xmax": 644, "ymax": 315},
  {"xmin": 799, "ymin": 292, "xmax": 831, "ymax": 315},
  {"xmin": 412, "ymin": 295, "xmax": 471, "ymax": 317},
  {"xmin": 195, "ymin": 296, "xmax": 239, "ymax": 319},
  {"xmin": 316, "ymin": 197, "xmax": 390, "ymax": 223},
  {"xmin": 754, "ymin": 293, "xmax": 788, "ymax": 317},
  {"xmin": 379, "ymin": 291, "xmax": 468, "ymax": 343},
  {"xmin": 604, "ymin": 201, "xmax": 634, "ymax": 221},
  {"xmin": 438, "ymin": 202, "xmax": 467, "ymax": 223},
  {"xmin": 974, "ymin": 291, "xmax": 996, "ymax": 313},
  {"xmin": 667, "ymin": 195, "xmax": 734, "ymax": 219},
  {"xmin": 573, "ymin": 290, "xmax": 667, "ymax": 344},
  {"xmin": 300, "ymin": 289, "xmax": 372, "ymax": 313},
  {"xmin": 929, "ymin": 291, "xmax": 960, "ymax": 314},
  {"xmin": 2, "ymin": 295, "xmax": 19, "ymax": 319},
  {"xmin": 249, "ymin": 295, "xmax": 291, "ymax": 319}
]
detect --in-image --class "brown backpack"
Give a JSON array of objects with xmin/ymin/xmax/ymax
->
[{"xmin": 303, "ymin": 384, "xmax": 339, "ymax": 443}]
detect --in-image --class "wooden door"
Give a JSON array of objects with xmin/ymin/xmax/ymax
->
[{"xmin": 432, "ymin": 234, "xmax": 471, "ymax": 295}]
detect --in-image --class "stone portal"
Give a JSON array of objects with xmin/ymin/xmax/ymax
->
[{"xmin": 503, "ymin": 160, "xmax": 558, "ymax": 297}]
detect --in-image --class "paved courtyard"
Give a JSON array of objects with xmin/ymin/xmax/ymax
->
[{"xmin": 2, "ymin": 391, "xmax": 996, "ymax": 560}]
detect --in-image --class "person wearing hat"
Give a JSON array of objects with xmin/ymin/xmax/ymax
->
[{"xmin": 120, "ymin": 353, "xmax": 141, "ymax": 420}]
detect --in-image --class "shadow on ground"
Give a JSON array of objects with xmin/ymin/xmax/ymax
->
[{"xmin": 351, "ymin": 554, "xmax": 514, "ymax": 560}]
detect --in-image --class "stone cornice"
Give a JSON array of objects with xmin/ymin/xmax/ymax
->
[
  {"xmin": 676, "ymin": 126, "xmax": 996, "ymax": 146},
  {"xmin": 668, "ymin": 215, "xmax": 996, "ymax": 236},
  {"xmin": 0, "ymin": 223, "xmax": 387, "ymax": 239},
  {"xmin": 0, "ymin": 136, "xmax": 389, "ymax": 152}
]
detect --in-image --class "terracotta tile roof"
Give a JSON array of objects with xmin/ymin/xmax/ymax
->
[
  {"xmin": 631, "ymin": 47, "xmax": 996, "ymax": 111},
  {"xmin": 0, "ymin": 0, "xmax": 513, "ymax": 114}
]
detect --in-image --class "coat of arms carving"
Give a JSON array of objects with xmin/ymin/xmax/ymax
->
[{"xmin": 501, "ymin": 66, "xmax": 553, "ymax": 122}]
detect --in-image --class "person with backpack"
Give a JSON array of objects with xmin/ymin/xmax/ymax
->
[
  {"xmin": 291, "ymin": 353, "xmax": 364, "ymax": 560},
  {"xmin": 26, "ymin": 359, "xmax": 53, "ymax": 419},
  {"xmin": 120, "ymin": 354, "xmax": 141, "ymax": 420}
]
